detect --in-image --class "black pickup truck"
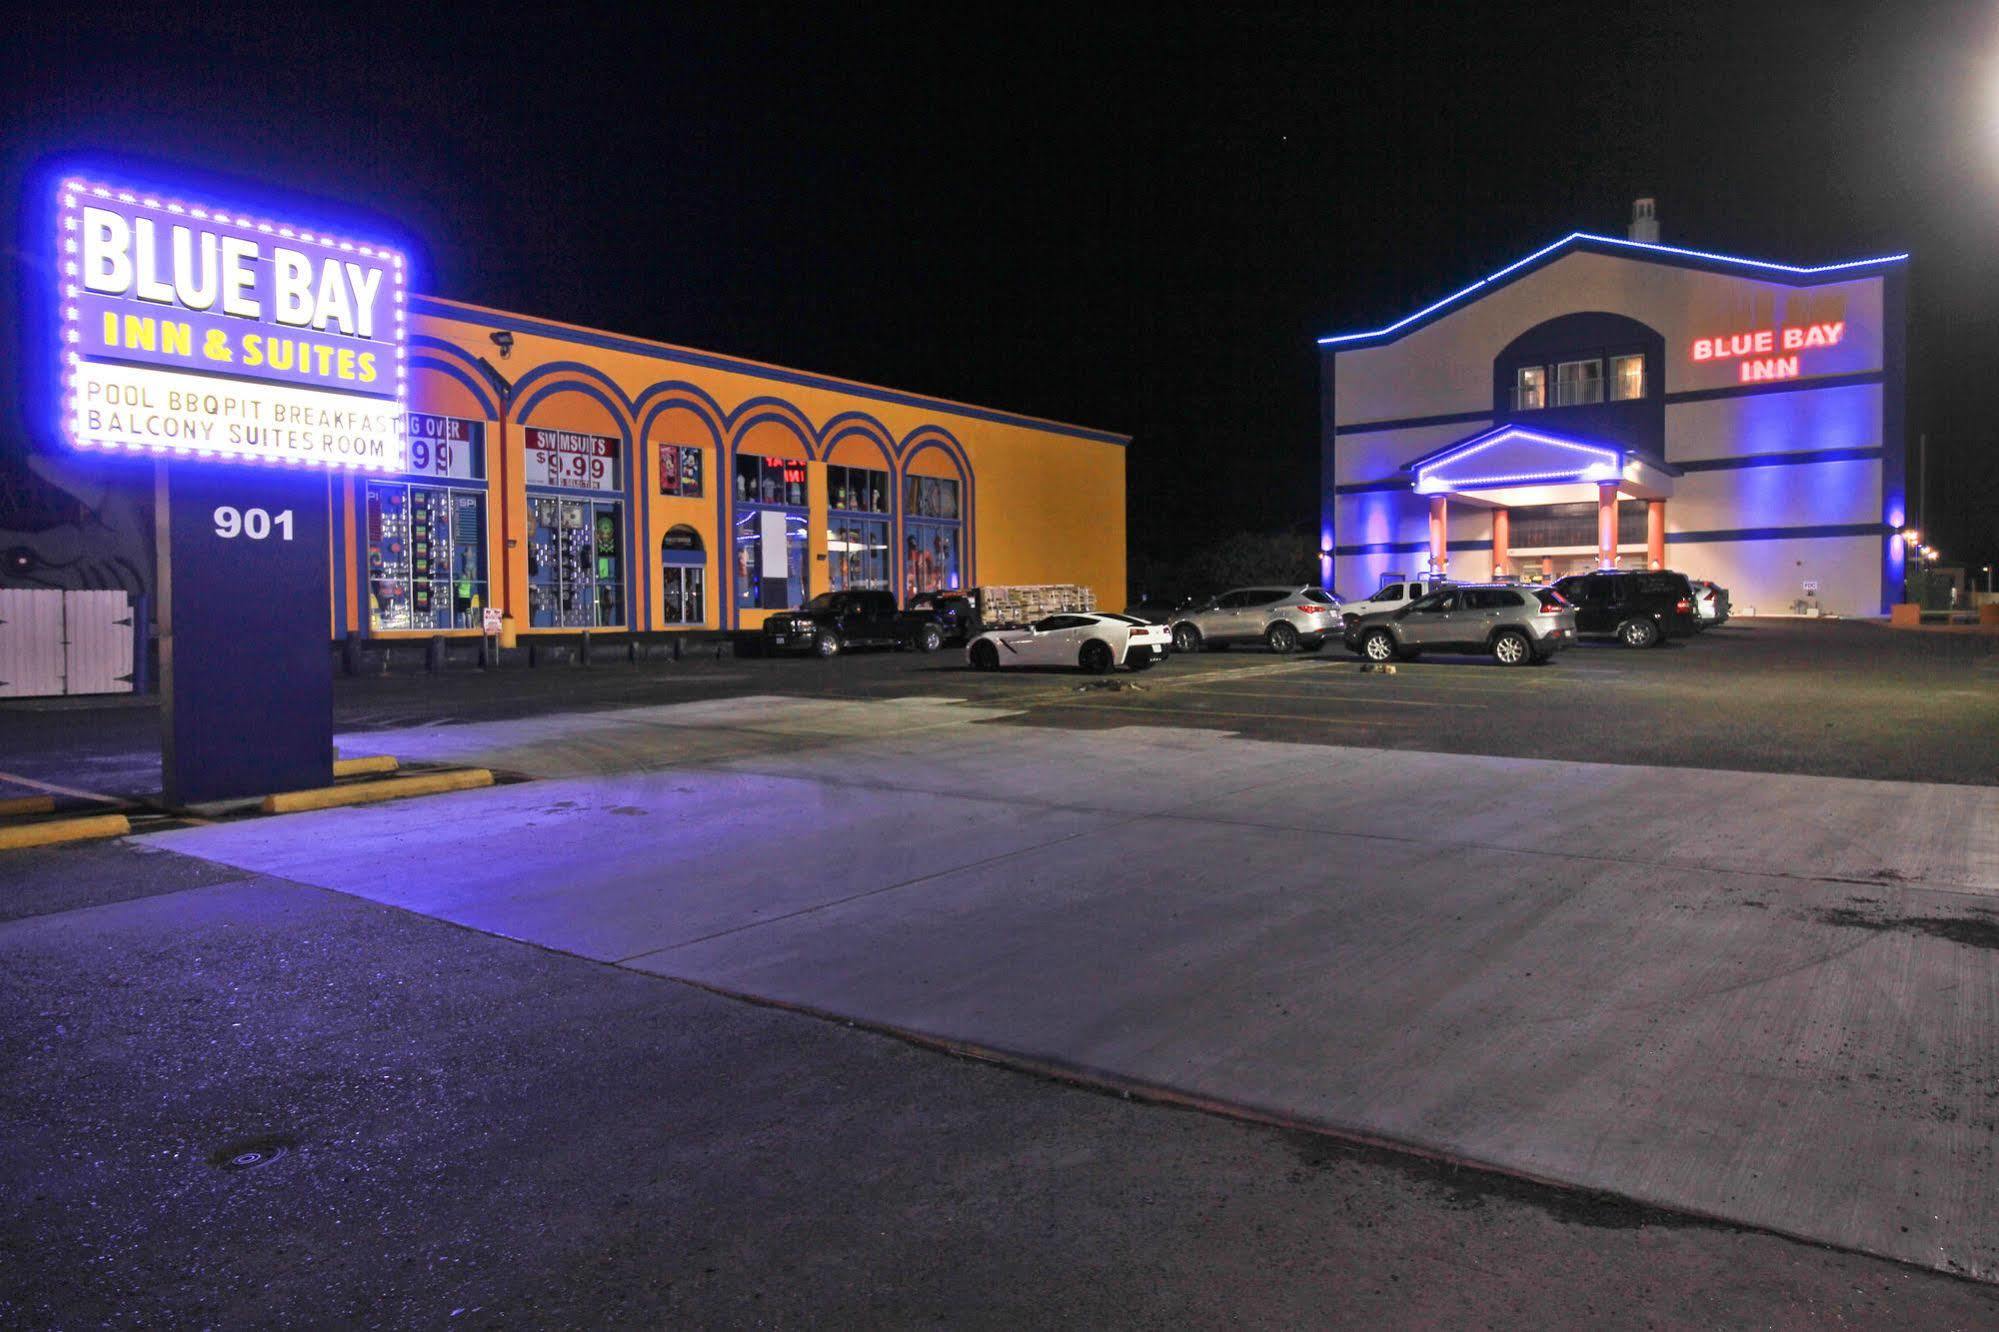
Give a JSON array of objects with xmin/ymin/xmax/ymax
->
[{"xmin": 762, "ymin": 590, "xmax": 946, "ymax": 658}]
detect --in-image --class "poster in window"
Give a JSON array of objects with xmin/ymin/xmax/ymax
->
[
  {"xmin": 524, "ymin": 427, "xmax": 622, "ymax": 492},
  {"xmin": 659, "ymin": 441, "xmax": 679, "ymax": 495},
  {"xmin": 679, "ymin": 446, "xmax": 703, "ymax": 497},
  {"xmin": 406, "ymin": 414, "xmax": 486, "ymax": 481}
]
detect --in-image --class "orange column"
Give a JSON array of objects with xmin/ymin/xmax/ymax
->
[
  {"xmin": 1597, "ymin": 483, "xmax": 1619, "ymax": 570},
  {"xmin": 1647, "ymin": 500, "xmax": 1666, "ymax": 571},
  {"xmin": 1491, "ymin": 508, "xmax": 1510, "ymax": 577},
  {"xmin": 1428, "ymin": 494, "xmax": 1448, "ymax": 577}
]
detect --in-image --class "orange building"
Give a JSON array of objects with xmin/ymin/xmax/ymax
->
[{"xmin": 335, "ymin": 296, "xmax": 1128, "ymax": 640}]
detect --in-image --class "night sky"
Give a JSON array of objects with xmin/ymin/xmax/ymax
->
[{"xmin": 4, "ymin": 1, "xmax": 1996, "ymax": 571}]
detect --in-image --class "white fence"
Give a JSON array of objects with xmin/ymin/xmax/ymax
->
[{"xmin": 0, "ymin": 589, "xmax": 138, "ymax": 697}]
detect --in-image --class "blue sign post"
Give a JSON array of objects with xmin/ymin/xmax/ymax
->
[
  {"xmin": 158, "ymin": 465, "xmax": 334, "ymax": 804},
  {"xmin": 50, "ymin": 172, "xmax": 408, "ymax": 805}
]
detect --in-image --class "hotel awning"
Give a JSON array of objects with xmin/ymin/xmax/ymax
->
[{"xmin": 1402, "ymin": 424, "xmax": 1679, "ymax": 505}]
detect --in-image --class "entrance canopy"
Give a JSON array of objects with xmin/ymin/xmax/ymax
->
[{"xmin": 1404, "ymin": 425, "xmax": 1678, "ymax": 505}]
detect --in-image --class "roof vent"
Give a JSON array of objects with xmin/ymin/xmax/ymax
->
[{"xmin": 1629, "ymin": 197, "xmax": 1659, "ymax": 244}]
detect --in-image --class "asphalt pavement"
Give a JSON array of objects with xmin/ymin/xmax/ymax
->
[{"xmin": 6, "ymin": 617, "xmax": 1999, "ymax": 1326}]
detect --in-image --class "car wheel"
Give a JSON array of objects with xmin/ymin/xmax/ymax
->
[
  {"xmin": 1265, "ymin": 621, "xmax": 1300, "ymax": 654},
  {"xmin": 1617, "ymin": 617, "xmax": 1660, "ymax": 649},
  {"xmin": 1080, "ymin": 640, "xmax": 1116, "ymax": 674},
  {"xmin": 814, "ymin": 631, "xmax": 842, "ymax": 659},
  {"xmin": 969, "ymin": 640, "xmax": 1000, "ymax": 671},
  {"xmin": 1172, "ymin": 623, "xmax": 1202, "ymax": 654},
  {"xmin": 1492, "ymin": 629, "xmax": 1531, "ymax": 666},
  {"xmin": 917, "ymin": 624, "xmax": 943, "ymax": 653},
  {"xmin": 1361, "ymin": 629, "xmax": 1398, "ymax": 663}
]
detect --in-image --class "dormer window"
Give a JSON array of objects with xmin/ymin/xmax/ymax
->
[
  {"xmin": 1513, "ymin": 365, "xmax": 1546, "ymax": 410},
  {"xmin": 1553, "ymin": 359, "xmax": 1604, "ymax": 406},
  {"xmin": 1610, "ymin": 353, "xmax": 1645, "ymax": 401}
]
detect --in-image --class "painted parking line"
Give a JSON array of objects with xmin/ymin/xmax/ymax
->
[
  {"xmin": 1038, "ymin": 698, "xmax": 1421, "ymax": 726},
  {"xmin": 1160, "ymin": 685, "xmax": 1466, "ymax": 708}
]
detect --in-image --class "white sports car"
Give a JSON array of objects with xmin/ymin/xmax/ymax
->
[{"xmin": 966, "ymin": 612, "xmax": 1171, "ymax": 674}]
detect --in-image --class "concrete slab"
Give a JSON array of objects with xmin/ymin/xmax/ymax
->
[{"xmin": 146, "ymin": 697, "xmax": 1999, "ymax": 1280}]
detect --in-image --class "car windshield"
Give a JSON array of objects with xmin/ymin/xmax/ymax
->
[
  {"xmin": 1102, "ymin": 613, "xmax": 1147, "ymax": 625},
  {"xmin": 1533, "ymin": 588, "xmax": 1570, "ymax": 609},
  {"xmin": 1303, "ymin": 589, "xmax": 1337, "ymax": 604},
  {"xmin": 802, "ymin": 594, "xmax": 842, "ymax": 611}
]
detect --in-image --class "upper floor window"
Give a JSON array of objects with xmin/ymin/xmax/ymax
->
[
  {"xmin": 1553, "ymin": 359, "xmax": 1604, "ymax": 406},
  {"xmin": 1513, "ymin": 366, "xmax": 1545, "ymax": 411},
  {"xmin": 1610, "ymin": 353, "xmax": 1645, "ymax": 401}
]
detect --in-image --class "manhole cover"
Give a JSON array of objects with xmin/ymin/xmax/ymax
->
[{"xmin": 210, "ymin": 1136, "xmax": 295, "ymax": 1171}]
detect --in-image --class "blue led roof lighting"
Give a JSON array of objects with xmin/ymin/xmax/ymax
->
[{"xmin": 1317, "ymin": 232, "xmax": 1909, "ymax": 346}]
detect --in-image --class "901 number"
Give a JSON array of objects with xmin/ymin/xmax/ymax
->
[{"xmin": 213, "ymin": 506, "xmax": 295, "ymax": 541}]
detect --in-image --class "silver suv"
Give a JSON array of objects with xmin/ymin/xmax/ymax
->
[
  {"xmin": 1171, "ymin": 585, "xmax": 1343, "ymax": 654},
  {"xmin": 1343, "ymin": 584, "xmax": 1576, "ymax": 666}
]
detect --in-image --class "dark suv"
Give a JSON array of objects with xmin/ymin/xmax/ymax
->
[
  {"xmin": 762, "ymin": 590, "xmax": 945, "ymax": 657},
  {"xmin": 1550, "ymin": 570, "xmax": 1698, "ymax": 647}
]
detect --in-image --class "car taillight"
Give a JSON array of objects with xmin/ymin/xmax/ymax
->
[
  {"xmin": 1296, "ymin": 604, "xmax": 1328, "ymax": 615},
  {"xmin": 1675, "ymin": 599, "xmax": 1692, "ymax": 614}
]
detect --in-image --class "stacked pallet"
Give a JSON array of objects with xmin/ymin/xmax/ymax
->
[{"xmin": 974, "ymin": 584, "xmax": 1095, "ymax": 626}]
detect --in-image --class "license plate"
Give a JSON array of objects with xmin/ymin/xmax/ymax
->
[{"xmin": 773, "ymin": 635, "xmax": 788, "ymax": 645}]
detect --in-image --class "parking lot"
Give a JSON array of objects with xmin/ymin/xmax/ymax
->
[
  {"xmin": 7, "ymin": 615, "xmax": 1999, "ymax": 1322},
  {"xmin": 4, "ymin": 617, "xmax": 1997, "ymax": 809}
]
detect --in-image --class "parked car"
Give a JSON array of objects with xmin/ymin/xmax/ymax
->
[
  {"xmin": 1344, "ymin": 584, "xmax": 1576, "ymax": 666},
  {"xmin": 1341, "ymin": 578, "xmax": 1454, "ymax": 627},
  {"xmin": 1688, "ymin": 579, "xmax": 1731, "ymax": 629},
  {"xmin": 907, "ymin": 590, "xmax": 980, "ymax": 644},
  {"xmin": 763, "ymin": 589, "xmax": 946, "ymax": 657},
  {"xmin": 1549, "ymin": 570, "xmax": 1699, "ymax": 647},
  {"xmin": 1123, "ymin": 596, "xmax": 1199, "ymax": 625},
  {"xmin": 967, "ymin": 611, "xmax": 1171, "ymax": 673},
  {"xmin": 1170, "ymin": 585, "xmax": 1343, "ymax": 654}
]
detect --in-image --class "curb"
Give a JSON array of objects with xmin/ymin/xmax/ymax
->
[
  {"xmin": 261, "ymin": 769, "xmax": 494, "ymax": 814},
  {"xmin": 0, "ymin": 814, "xmax": 132, "ymax": 850}
]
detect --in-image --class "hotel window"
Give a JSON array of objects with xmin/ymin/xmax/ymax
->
[
  {"xmin": 1609, "ymin": 353, "xmax": 1646, "ymax": 401},
  {"xmin": 1553, "ymin": 359, "xmax": 1604, "ymax": 407},
  {"xmin": 1513, "ymin": 365, "xmax": 1546, "ymax": 411}
]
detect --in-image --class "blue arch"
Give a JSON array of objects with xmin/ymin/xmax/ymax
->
[
  {"xmin": 515, "ymin": 378, "xmax": 643, "ymax": 631},
  {"xmin": 817, "ymin": 410, "xmax": 897, "ymax": 461},
  {"xmin": 410, "ymin": 355, "xmax": 501, "ymax": 420},
  {"xmin": 510, "ymin": 361, "xmax": 638, "ymax": 422},
  {"xmin": 635, "ymin": 386, "xmax": 729, "ymax": 632}
]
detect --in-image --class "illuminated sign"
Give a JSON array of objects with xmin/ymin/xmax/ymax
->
[
  {"xmin": 58, "ymin": 177, "xmax": 406, "ymax": 470},
  {"xmin": 523, "ymin": 426, "xmax": 621, "ymax": 492},
  {"xmin": 1689, "ymin": 320, "xmax": 1844, "ymax": 384}
]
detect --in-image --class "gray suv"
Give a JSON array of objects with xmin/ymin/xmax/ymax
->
[
  {"xmin": 1171, "ymin": 585, "xmax": 1343, "ymax": 654},
  {"xmin": 1343, "ymin": 584, "xmax": 1576, "ymax": 666}
]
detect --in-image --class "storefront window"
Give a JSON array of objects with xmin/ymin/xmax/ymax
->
[
  {"xmin": 903, "ymin": 473, "xmax": 963, "ymax": 598},
  {"xmin": 661, "ymin": 526, "xmax": 706, "ymax": 625},
  {"xmin": 735, "ymin": 454, "xmax": 807, "ymax": 507},
  {"xmin": 734, "ymin": 507, "xmax": 807, "ymax": 608},
  {"xmin": 527, "ymin": 496, "xmax": 625, "ymax": 627},
  {"xmin": 827, "ymin": 464, "xmax": 889, "ymax": 514},
  {"xmin": 1610, "ymin": 353, "xmax": 1646, "ymax": 401},
  {"xmin": 905, "ymin": 474, "xmax": 961, "ymax": 521},
  {"xmin": 367, "ymin": 481, "xmax": 488, "ymax": 631},
  {"xmin": 659, "ymin": 444, "xmax": 705, "ymax": 497},
  {"xmin": 828, "ymin": 519, "xmax": 891, "ymax": 592}
]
